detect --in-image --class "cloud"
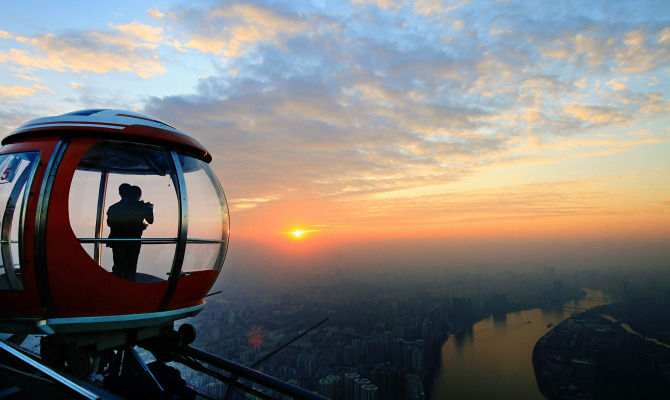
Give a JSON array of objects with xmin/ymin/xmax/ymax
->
[
  {"xmin": 352, "ymin": 177, "xmax": 623, "ymax": 228},
  {"xmin": 0, "ymin": 84, "xmax": 52, "ymax": 100},
  {"xmin": 144, "ymin": 75, "xmax": 493, "ymax": 202},
  {"xmin": 110, "ymin": 21, "xmax": 164, "ymax": 43},
  {"xmin": 659, "ymin": 27, "xmax": 670, "ymax": 43},
  {"xmin": 1, "ymin": 0, "xmax": 666, "ymax": 247},
  {"xmin": 14, "ymin": 74, "xmax": 43, "ymax": 82},
  {"xmin": 147, "ymin": 8, "xmax": 165, "ymax": 19},
  {"xmin": 606, "ymin": 78, "xmax": 627, "ymax": 91},
  {"xmin": 0, "ymin": 108, "xmax": 45, "ymax": 137},
  {"xmin": 413, "ymin": 0, "xmax": 470, "ymax": 16},
  {"xmin": 32, "ymin": 84, "xmax": 54, "ymax": 94},
  {"xmin": 351, "ymin": 0, "xmax": 399, "ymax": 10},
  {"xmin": 573, "ymin": 78, "xmax": 588, "ymax": 88},
  {"xmin": 0, "ymin": 26, "xmax": 166, "ymax": 78},
  {"xmin": 229, "ymin": 196, "xmax": 279, "ymax": 211},
  {"xmin": 615, "ymin": 30, "xmax": 670, "ymax": 73},
  {"xmin": 614, "ymin": 92, "xmax": 669, "ymax": 115},
  {"xmin": 0, "ymin": 84, "xmax": 39, "ymax": 99},
  {"xmin": 171, "ymin": 4, "xmax": 311, "ymax": 58},
  {"xmin": 540, "ymin": 26, "xmax": 670, "ymax": 74},
  {"xmin": 564, "ymin": 104, "xmax": 628, "ymax": 125},
  {"xmin": 629, "ymin": 129, "xmax": 654, "ymax": 137},
  {"xmin": 134, "ymin": 0, "xmax": 668, "ymax": 218},
  {"xmin": 535, "ymin": 136, "xmax": 669, "ymax": 153},
  {"xmin": 541, "ymin": 33, "xmax": 615, "ymax": 67}
]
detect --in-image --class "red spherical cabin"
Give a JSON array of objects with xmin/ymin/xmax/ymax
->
[{"xmin": 0, "ymin": 109, "xmax": 229, "ymax": 335}]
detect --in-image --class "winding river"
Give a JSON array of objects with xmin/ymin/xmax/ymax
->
[{"xmin": 430, "ymin": 290, "xmax": 611, "ymax": 399}]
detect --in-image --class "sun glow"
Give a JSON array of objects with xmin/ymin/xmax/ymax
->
[
  {"xmin": 287, "ymin": 228, "xmax": 320, "ymax": 240},
  {"xmin": 292, "ymin": 230, "xmax": 307, "ymax": 238}
]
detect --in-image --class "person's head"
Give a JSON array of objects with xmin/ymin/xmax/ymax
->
[
  {"xmin": 130, "ymin": 185, "xmax": 142, "ymax": 201},
  {"xmin": 119, "ymin": 183, "xmax": 133, "ymax": 199}
]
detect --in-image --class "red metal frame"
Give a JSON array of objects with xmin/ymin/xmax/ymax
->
[{"xmin": 2, "ymin": 124, "xmax": 211, "ymax": 162}]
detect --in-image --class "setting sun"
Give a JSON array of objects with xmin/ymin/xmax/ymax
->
[
  {"xmin": 287, "ymin": 228, "xmax": 320, "ymax": 240},
  {"xmin": 292, "ymin": 230, "xmax": 307, "ymax": 238}
]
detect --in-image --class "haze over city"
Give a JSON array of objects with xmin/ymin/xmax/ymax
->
[{"xmin": 1, "ymin": 0, "xmax": 668, "ymax": 281}]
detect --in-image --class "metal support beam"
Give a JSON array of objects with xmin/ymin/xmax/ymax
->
[{"xmin": 182, "ymin": 345, "xmax": 328, "ymax": 400}]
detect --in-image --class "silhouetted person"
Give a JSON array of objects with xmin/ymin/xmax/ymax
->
[{"xmin": 107, "ymin": 183, "xmax": 154, "ymax": 281}]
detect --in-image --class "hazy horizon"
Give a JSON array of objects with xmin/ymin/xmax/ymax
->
[{"xmin": 215, "ymin": 235, "xmax": 670, "ymax": 290}]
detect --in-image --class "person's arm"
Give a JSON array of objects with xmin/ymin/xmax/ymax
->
[{"xmin": 145, "ymin": 203, "xmax": 154, "ymax": 224}]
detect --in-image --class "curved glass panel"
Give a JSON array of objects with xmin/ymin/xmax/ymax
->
[
  {"xmin": 180, "ymin": 156, "xmax": 229, "ymax": 272},
  {"xmin": 69, "ymin": 141, "xmax": 179, "ymax": 282},
  {"xmin": 0, "ymin": 152, "xmax": 39, "ymax": 290}
]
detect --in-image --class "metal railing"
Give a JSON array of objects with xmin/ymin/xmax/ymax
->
[{"xmin": 180, "ymin": 345, "xmax": 329, "ymax": 400}]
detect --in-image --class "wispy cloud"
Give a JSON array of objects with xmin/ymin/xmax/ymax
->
[
  {"xmin": 137, "ymin": 0, "xmax": 669, "ymax": 212},
  {"xmin": 563, "ymin": 104, "xmax": 628, "ymax": 125},
  {"xmin": 0, "ymin": 83, "xmax": 53, "ymax": 100},
  {"xmin": 0, "ymin": 24, "xmax": 166, "ymax": 78},
  {"xmin": 166, "ymin": 4, "xmax": 311, "ymax": 58},
  {"xmin": 147, "ymin": 8, "xmax": 165, "ymax": 19}
]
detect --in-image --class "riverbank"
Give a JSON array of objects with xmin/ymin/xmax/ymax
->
[
  {"xmin": 533, "ymin": 303, "xmax": 670, "ymax": 399},
  {"xmin": 429, "ymin": 289, "xmax": 610, "ymax": 399}
]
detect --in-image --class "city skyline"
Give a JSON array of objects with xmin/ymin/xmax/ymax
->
[{"xmin": 1, "ymin": 0, "xmax": 668, "ymax": 275}]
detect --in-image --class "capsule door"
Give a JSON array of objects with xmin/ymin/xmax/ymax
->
[{"xmin": 0, "ymin": 139, "xmax": 59, "ymax": 321}]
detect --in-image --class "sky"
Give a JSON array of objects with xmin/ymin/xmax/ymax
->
[{"xmin": 1, "ymin": 0, "xmax": 669, "ymax": 276}]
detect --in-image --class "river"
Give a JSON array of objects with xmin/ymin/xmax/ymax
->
[{"xmin": 430, "ymin": 289, "xmax": 611, "ymax": 399}]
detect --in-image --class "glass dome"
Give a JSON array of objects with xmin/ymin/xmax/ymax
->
[
  {"xmin": 68, "ymin": 140, "xmax": 229, "ymax": 283},
  {"xmin": 0, "ymin": 151, "xmax": 39, "ymax": 290}
]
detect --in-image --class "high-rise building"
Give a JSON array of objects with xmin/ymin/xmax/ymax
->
[
  {"xmin": 393, "ymin": 338, "xmax": 424, "ymax": 371},
  {"xmin": 405, "ymin": 373, "xmax": 425, "ymax": 400},
  {"xmin": 326, "ymin": 375, "xmax": 343, "ymax": 400},
  {"xmin": 452, "ymin": 297, "xmax": 474, "ymax": 323},
  {"xmin": 361, "ymin": 384, "xmax": 379, "ymax": 400},
  {"xmin": 318, "ymin": 378, "xmax": 334, "ymax": 399},
  {"xmin": 344, "ymin": 372, "xmax": 360, "ymax": 399},
  {"xmin": 422, "ymin": 318, "xmax": 434, "ymax": 365},
  {"xmin": 297, "ymin": 352, "xmax": 316, "ymax": 377},
  {"xmin": 354, "ymin": 378, "xmax": 371, "ymax": 400},
  {"xmin": 372, "ymin": 364, "xmax": 400, "ymax": 400},
  {"xmin": 344, "ymin": 344, "xmax": 357, "ymax": 365}
]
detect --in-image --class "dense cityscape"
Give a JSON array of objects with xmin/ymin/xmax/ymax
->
[{"xmin": 176, "ymin": 265, "xmax": 608, "ymax": 399}]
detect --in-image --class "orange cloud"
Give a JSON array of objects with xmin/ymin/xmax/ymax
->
[
  {"xmin": 110, "ymin": 21, "xmax": 164, "ymax": 43},
  {"xmin": 615, "ymin": 30, "xmax": 670, "ymax": 73},
  {"xmin": 0, "ymin": 83, "xmax": 52, "ymax": 100},
  {"xmin": 606, "ymin": 78, "xmax": 628, "ymax": 91},
  {"xmin": 563, "ymin": 104, "xmax": 627, "ymax": 124},
  {"xmin": 413, "ymin": 0, "xmax": 470, "ymax": 16},
  {"xmin": 351, "ymin": 0, "xmax": 398, "ymax": 10},
  {"xmin": 147, "ymin": 8, "xmax": 165, "ymax": 19},
  {"xmin": 181, "ymin": 4, "xmax": 310, "ymax": 58},
  {"xmin": 0, "ymin": 27, "xmax": 166, "ymax": 78}
]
